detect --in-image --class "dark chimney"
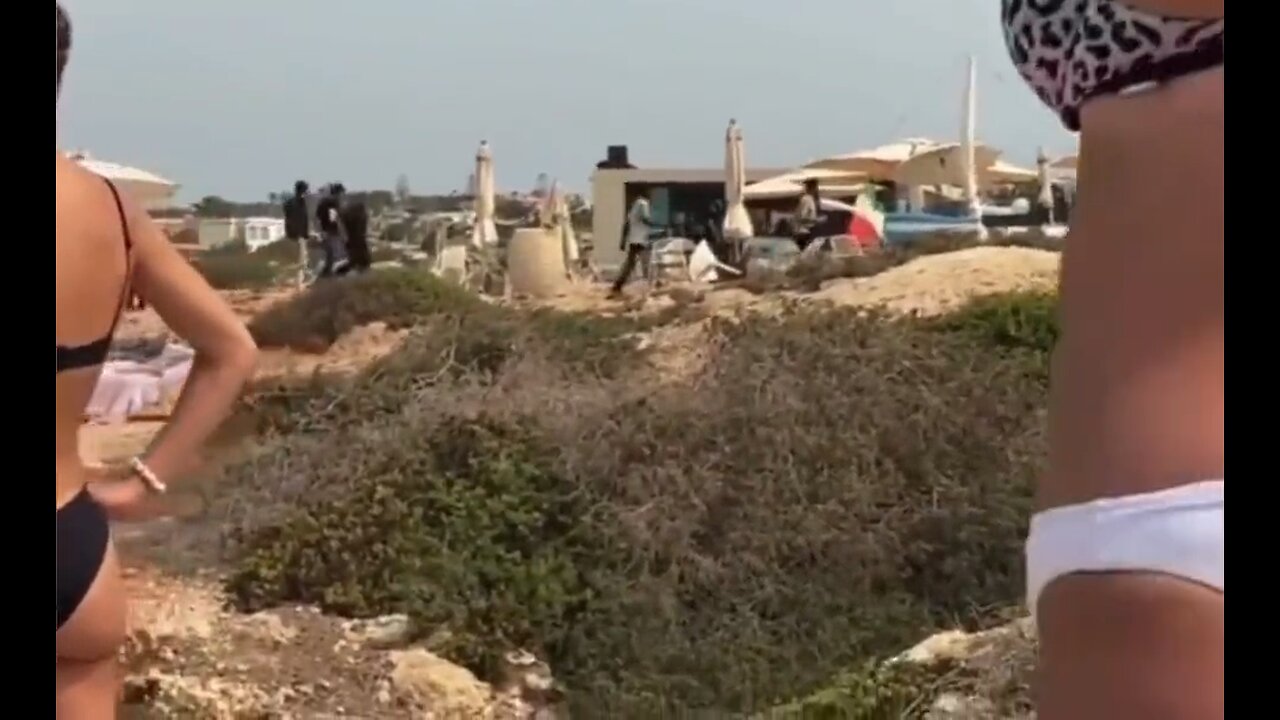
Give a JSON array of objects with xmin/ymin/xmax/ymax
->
[{"xmin": 596, "ymin": 145, "xmax": 635, "ymax": 170}]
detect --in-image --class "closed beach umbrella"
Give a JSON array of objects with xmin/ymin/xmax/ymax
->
[
  {"xmin": 546, "ymin": 180, "xmax": 579, "ymax": 266},
  {"xmin": 959, "ymin": 55, "xmax": 981, "ymax": 219},
  {"xmin": 722, "ymin": 119, "xmax": 755, "ymax": 240},
  {"xmin": 1036, "ymin": 148, "xmax": 1055, "ymax": 223},
  {"xmin": 1036, "ymin": 149, "xmax": 1054, "ymax": 206},
  {"xmin": 471, "ymin": 141, "xmax": 499, "ymax": 247}
]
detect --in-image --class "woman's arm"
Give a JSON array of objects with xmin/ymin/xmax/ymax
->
[{"xmin": 125, "ymin": 195, "xmax": 257, "ymax": 483}]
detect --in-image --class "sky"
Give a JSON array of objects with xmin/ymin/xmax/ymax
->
[{"xmin": 56, "ymin": 0, "xmax": 1074, "ymax": 203}]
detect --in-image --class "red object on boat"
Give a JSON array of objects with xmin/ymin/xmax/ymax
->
[{"xmin": 846, "ymin": 211, "xmax": 882, "ymax": 250}]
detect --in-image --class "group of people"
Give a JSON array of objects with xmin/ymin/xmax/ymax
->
[
  {"xmin": 57, "ymin": 0, "xmax": 1221, "ymax": 717},
  {"xmin": 282, "ymin": 179, "xmax": 371, "ymax": 278}
]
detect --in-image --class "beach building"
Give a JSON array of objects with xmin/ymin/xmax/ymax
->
[
  {"xmin": 242, "ymin": 217, "xmax": 286, "ymax": 251},
  {"xmin": 589, "ymin": 145, "xmax": 786, "ymax": 269},
  {"xmin": 196, "ymin": 218, "xmax": 241, "ymax": 250}
]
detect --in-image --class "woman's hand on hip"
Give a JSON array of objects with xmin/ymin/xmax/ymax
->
[{"xmin": 86, "ymin": 468, "xmax": 160, "ymax": 522}]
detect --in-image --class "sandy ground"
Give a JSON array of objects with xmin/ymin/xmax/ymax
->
[
  {"xmin": 809, "ymin": 246, "xmax": 1060, "ymax": 315},
  {"xmin": 93, "ymin": 246, "xmax": 1058, "ymax": 717}
]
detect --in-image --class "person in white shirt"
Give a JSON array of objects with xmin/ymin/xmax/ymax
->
[{"xmin": 609, "ymin": 191, "xmax": 656, "ymax": 296}]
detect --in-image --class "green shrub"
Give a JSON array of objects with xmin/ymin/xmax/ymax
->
[
  {"xmin": 770, "ymin": 614, "xmax": 1037, "ymax": 719},
  {"xmin": 253, "ymin": 238, "xmax": 305, "ymax": 263},
  {"xmin": 247, "ymin": 268, "xmax": 482, "ymax": 351},
  {"xmin": 768, "ymin": 658, "xmax": 964, "ymax": 720},
  {"xmin": 227, "ymin": 418, "xmax": 623, "ymax": 676},
  {"xmin": 203, "ymin": 238, "xmax": 252, "ymax": 256},
  {"xmin": 931, "ymin": 290, "xmax": 1059, "ymax": 355},
  {"xmin": 218, "ymin": 291, "xmax": 1054, "ymax": 714},
  {"xmin": 192, "ymin": 252, "xmax": 279, "ymax": 290},
  {"xmin": 239, "ymin": 302, "xmax": 677, "ymax": 437}
]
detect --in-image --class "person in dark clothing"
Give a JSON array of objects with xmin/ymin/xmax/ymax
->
[
  {"xmin": 283, "ymin": 180, "xmax": 310, "ymax": 241},
  {"xmin": 315, "ymin": 184, "xmax": 349, "ymax": 277},
  {"xmin": 282, "ymin": 180, "xmax": 311, "ymax": 286},
  {"xmin": 340, "ymin": 193, "xmax": 371, "ymax": 272},
  {"xmin": 705, "ymin": 198, "xmax": 728, "ymax": 259}
]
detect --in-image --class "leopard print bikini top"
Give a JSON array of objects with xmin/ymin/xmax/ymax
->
[{"xmin": 1001, "ymin": 0, "xmax": 1223, "ymax": 130}]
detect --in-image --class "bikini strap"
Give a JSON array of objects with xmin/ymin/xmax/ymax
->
[
  {"xmin": 101, "ymin": 178, "xmax": 135, "ymax": 330},
  {"xmin": 103, "ymin": 178, "xmax": 133, "ymax": 252}
]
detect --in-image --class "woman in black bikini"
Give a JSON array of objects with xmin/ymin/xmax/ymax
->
[
  {"xmin": 1001, "ymin": 1, "xmax": 1222, "ymax": 718},
  {"xmin": 55, "ymin": 5, "xmax": 258, "ymax": 716}
]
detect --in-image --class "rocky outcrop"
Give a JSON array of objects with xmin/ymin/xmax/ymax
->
[
  {"xmin": 768, "ymin": 616, "xmax": 1037, "ymax": 719},
  {"xmin": 899, "ymin": 617, "xmax": 1036, "ymax": 719},
  {"xmin": 121, "ymin": 570, "xmax": 559, "ymax": 719}
]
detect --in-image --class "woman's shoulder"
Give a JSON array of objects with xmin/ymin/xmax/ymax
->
[
  {"xmin": 56, "ymin": 157, "xmax": 131, "ymax": 260},
  {"xmin": 56, "ymin": 156, "xmax": 114, "ymax": 206}
]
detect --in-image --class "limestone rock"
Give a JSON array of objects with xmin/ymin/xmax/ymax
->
[
  {"xmin": 388, "ymin": 648, "xmax": 492, "ymax": 716},
  {"xmin": 342, "ymin": 613, "xmax": 413, "ymax": 649}
]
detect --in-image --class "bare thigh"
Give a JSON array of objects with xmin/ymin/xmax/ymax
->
[
  {"xmin": 1037, "ymin": 575, "xmax": 1224, "ymax": 720},
  {"xmin": 56, "ymin": 539, "xmax": 127, "ymax": 716}
]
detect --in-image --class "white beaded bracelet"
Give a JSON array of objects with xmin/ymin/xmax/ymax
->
[{"xmin": 128, "ymin": 456, "xmax": 168, "ymax": 494}]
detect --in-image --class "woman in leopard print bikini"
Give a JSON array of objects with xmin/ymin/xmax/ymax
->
[{"xmin": 1002, "ymin": 1, "xmax": 1222, "ymax": 718}]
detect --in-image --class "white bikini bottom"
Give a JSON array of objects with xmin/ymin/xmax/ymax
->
[{"xmin": 1025, "ymin": 479, "xmax": 1224, "ymax": 613}]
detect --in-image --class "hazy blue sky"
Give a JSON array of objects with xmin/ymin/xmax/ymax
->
[{"xmin": 57, "ymin": 0, "xmax": 1072, "ymax": 202}]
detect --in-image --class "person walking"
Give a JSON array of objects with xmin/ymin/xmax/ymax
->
[
  {"xmin": 793, "ymin": 178, "xmax": 821, "ymax": 251},
  {"xmin": 315, "ymin": 184, "xmax": 349, "ymax": 277},
  {"xmin": 282, "ymin": 179, "xmax": 311, "ymax": 287},
  {"xmin": 609, "ymin": 190, "xmax": 657, "ymax": 298},
  {"xmin": 340, "ymin": 190, "xmax": 371, "ymax": 273}
]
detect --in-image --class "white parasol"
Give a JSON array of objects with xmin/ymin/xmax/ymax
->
[
  {"xmin": 959, "ymin": 55, "xmax": 982, "ymax": 220},
  {"xmin": 722, "ymin": 119, "xmax": 755, "ymax": 240},
  {"xmin": 1036, "ymin": 147, "xmax": 1055, "ymax": 223},
  {"xmin": 546, "ymin": 180, "xmax": 579, "ymax": 268},
  {"xmin": 471, "ymin": 141, "xmax": 499, "ymax": 247}
]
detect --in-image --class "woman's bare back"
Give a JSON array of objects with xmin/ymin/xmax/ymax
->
[{"xmin": 55, "ymin": 155, "xmax": 133, "ymax": 503}]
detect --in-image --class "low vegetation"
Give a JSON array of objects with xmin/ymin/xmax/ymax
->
[
  {"xmin": 248, "ymin": 268, "xmax": 480, "ymax": 350},
  {"xmin": 191, "ymin": 240, "xmax": 284, "ymax": 291},
  {"xmin": 210, "ymin": 258, "xmax": 1058, "ymax": 715},
  {"xmin": 242, "ymin": 271, "xmax": 693, "ymax": 436}
]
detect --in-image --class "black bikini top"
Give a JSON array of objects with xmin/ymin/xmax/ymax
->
[{"xmin": 55, "ymin": 179, "xmax": 132, "ymax": 374}]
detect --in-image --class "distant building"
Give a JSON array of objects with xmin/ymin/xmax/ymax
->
[
  {"xmin": 591, "ymin": 164, "xmax": 786, "ymax": 269},
  {"xmin": 151, "ymin": 214, "xmax": 197, "ymax": 238},
  {"xmin": 196, "ymin": 218, "xmax": 241, "ymax": 250},
  {"xmin": 242, "ymin": 217, "xmax": 286, "ymax": 251}
]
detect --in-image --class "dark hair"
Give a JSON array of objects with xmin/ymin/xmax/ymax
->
[
  {"xmin": 294, "ymin": 180, "xmax": 309, "ymax": 195},
  {"xmin": 56, "ymin": 3, "xmax": 71, "ymax": 97}
]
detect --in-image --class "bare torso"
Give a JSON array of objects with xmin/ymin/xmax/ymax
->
[
  {"xmin": 1042, "ymin": 66, "xmax": 1224, "ymax": 508},
  {"xmin": 55, "ymin": 156, "xmax": 131, "ymax": 506}
]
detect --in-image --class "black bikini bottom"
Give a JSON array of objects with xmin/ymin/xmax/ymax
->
[{"xmin": 56, "ymin": 488, "xmax": 109, "ymax": 631}]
